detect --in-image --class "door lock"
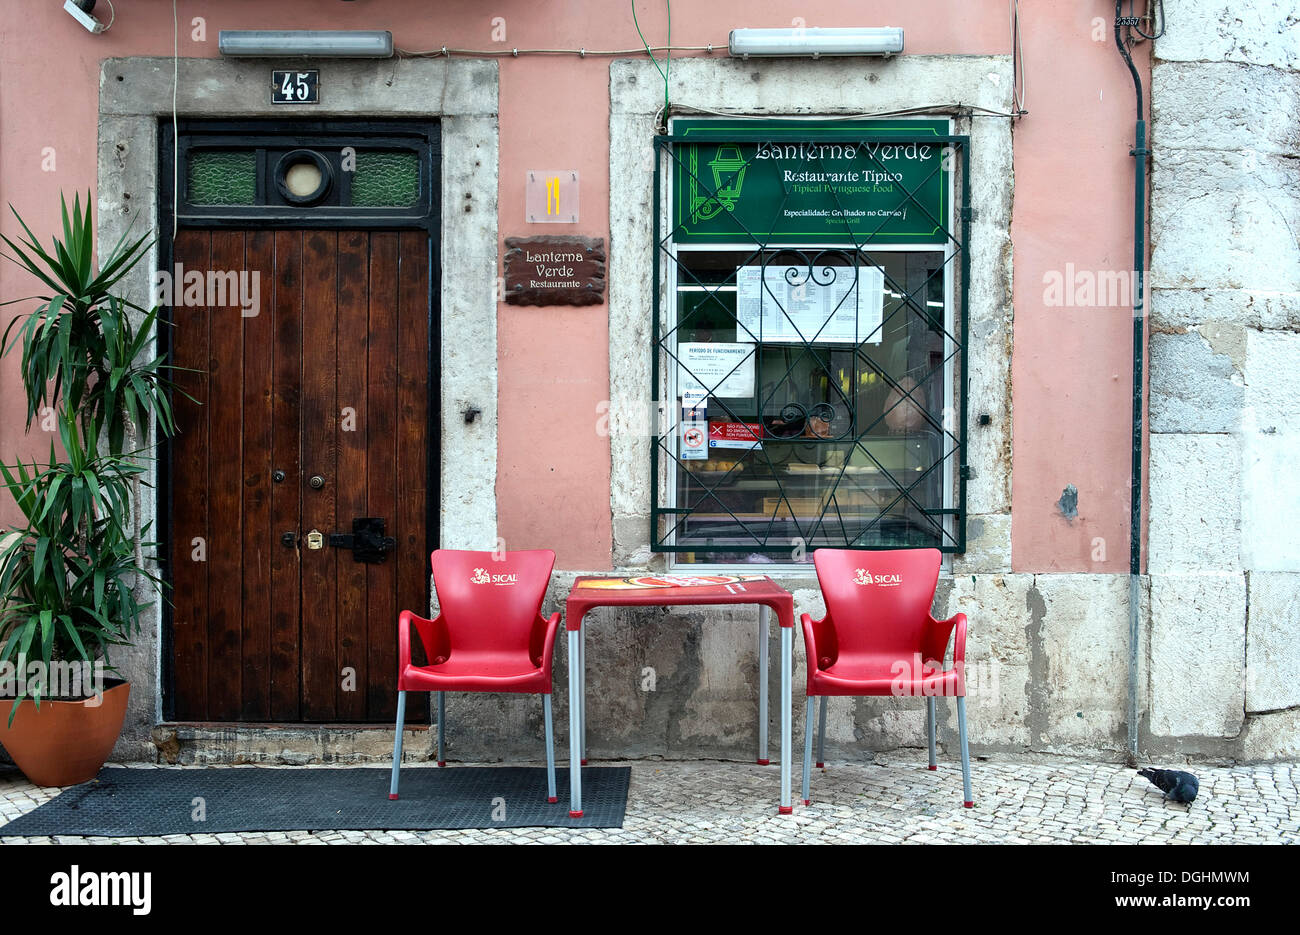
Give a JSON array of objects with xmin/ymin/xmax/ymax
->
[
  {"xmin": 328, "ymin": 517, "xmax": 398, "ymax": 564},
  {"xmin": 309, "ymin": 475, "xmax": 325, "ymax": 490},
  {"xmin": 305, "ymin": 529, "xmax": 325, "ymax": 550}
]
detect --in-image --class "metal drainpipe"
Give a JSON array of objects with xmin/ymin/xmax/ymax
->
[{"xmin": 1115, "ymin": 3, "xmax": 1149, "ymax": 766}]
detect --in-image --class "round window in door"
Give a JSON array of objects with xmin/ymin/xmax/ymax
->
[{"xmin": 274, "ymin": 149, "xmax": 333, "ymax": 205}]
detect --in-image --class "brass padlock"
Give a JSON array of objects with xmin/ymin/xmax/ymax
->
[{"xmin": 305, "ymin": 529, "xmax": 324, "ymax": 550}]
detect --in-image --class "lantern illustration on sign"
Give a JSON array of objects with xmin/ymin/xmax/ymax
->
[{"xmin": 689, "ymin": 145, "xmax": 749, "ymax": 223}]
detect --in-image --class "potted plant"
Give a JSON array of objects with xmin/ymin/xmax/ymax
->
[{"xmin": 0, "ymin": 193, "xmax": 177, "ymax": 786}]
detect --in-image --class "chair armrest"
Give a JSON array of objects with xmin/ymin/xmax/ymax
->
[
  {"xmin": 398, "ymin": 610, "xmax": 449, "ymax": 670},
  {"xmin": 801, "ymin": 612, "xmax": 836, "ymax": 672},
  {"xmin": 531, "ymin": 611, "xmax": 562, "ymax": 674},
  {"xmin": 924, "ymin": 612, "xmax": 967, "ymax": 669},
  {"xmin": 800, "ymin": 612, "xmax": 818, "ymax": 664}
]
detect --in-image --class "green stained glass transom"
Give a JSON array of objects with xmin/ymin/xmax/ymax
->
[
  {"xmin": 187, "ymin": 150, "xmax": 256, "ymax": 205},
  {"xmin": 351, "ymin": 151, "xmax": 420, "ymax": 207}
]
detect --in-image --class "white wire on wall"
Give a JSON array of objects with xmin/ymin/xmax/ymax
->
[
  {"xmin": 397, "ymin": 44, "xmax": 713, "ymax": 58},
  {"xmin": 172, "ymin": 0, "xmax": 179, "ymax": 238},
  {"xmin": 397, "ymin": 5, "xmax": 1028, "ymax": 122},
  {"xmin": 1010, "ymin": 0, "xmax": 1026, "ymax": 114}
]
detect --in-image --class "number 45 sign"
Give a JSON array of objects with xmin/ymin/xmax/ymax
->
[
  {"xmin": 526, "ymin": 171, "xmax": 579, "ymax": 224},
  {"xmin": 272, "ymin": 70, "xmax": 320, "ymax": 104}
]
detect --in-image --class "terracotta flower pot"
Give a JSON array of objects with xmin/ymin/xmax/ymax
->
[{"xmin": 0, "ymin": 680, "xmax": 130, "ymax": 787}]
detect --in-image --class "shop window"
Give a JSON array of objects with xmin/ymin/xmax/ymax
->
[{"xmin": 653, "ymin": 120, "xmax": 969, "ymax": 564}]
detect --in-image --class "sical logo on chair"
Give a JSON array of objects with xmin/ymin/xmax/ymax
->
[{"xmin": 853, "ymin": 568, "xmax": 902, "ymax": 587}]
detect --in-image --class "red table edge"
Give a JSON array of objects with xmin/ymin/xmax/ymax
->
[{"xmin": 564, "ymin": 584, "xmax": 794, "ymax": 631}]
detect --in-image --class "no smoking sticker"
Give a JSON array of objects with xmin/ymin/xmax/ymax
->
[{"xmin": 682, "ymin": 422, "xmax": 707, "ymax": 460}]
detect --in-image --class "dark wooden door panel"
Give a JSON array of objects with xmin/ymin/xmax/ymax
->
[
  {"xmin": 204, "ymin": 231, "xmax": 247, "ymax": 721},
  {"xmin": 241, "ymin": 231, "xmax": 275, "ymax": 720},
  {"xmin": 269, "ymin": 231, "xmax": 304, "ymax": 720},
  {"xmin": 170, "ymin": 229, "xmax": 431, "ymax": 723},
  {"xmin": 299, "ymin": 231, "xmax": 339, "ymax": 721},
  {"xmin": 170, "ymin": 231, "xmax": 210, "ymax": 721},
  {"xmin": 365, "ymin": 233, "xmax": 400, "ymax": 718},
  {"xmin": 335, "ymin": 230, "xmax": 371, "ymax": 721},
  {"xmin": 395, "ymin": 232, "xmax": 431, "ymax": 699}
]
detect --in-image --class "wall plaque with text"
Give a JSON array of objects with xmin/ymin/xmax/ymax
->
[{"xmin": 504, "ymin": 235, "xmax": 606, "ymax": 306}]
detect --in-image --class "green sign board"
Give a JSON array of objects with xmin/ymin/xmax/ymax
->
[{"xmin": 671, "ymin": 119, "xmax": 951, "ymax": 245}]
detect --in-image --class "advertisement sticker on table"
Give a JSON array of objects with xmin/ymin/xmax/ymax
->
[{"xmin": 575, "ymin": 574, "xmax": 769, "ymax": 590}]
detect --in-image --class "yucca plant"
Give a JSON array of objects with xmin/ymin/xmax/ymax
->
[{"xmin": 0, "ymin": 192, "xmax": 179, "ymax": 724}]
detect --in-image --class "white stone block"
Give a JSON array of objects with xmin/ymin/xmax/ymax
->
[
  {"xmin": 1241, "ymin": 433, "xmax": 1300, "ymax": 571},
  {"xmin": 952, "ymin": 513, "xmax": 1012, "ymax": 574},
  {"xmin": 1149, "ymin": 331, "xmax": 1243, "ymax": 434},
  {"xmin": 1148, "ymin": 434, "xmax": 1241, "ymax": 572},
  {"xmin": 1151, "ymin": 287, "xmax": 1300, "ymax": 331},
  {"xmin": 1151, "ymin": 150, "xmax": 1300, "ymax": 293},
  {"xmin": 1149, "ymin": 572, "xmax": 1246, "ymax": 737},
  {"xmin": 1237, "ymin": 708, "xmax": 1300, "ymax": 761},
  {"xmin": 1155, "ymin": 1, "xmax": 1300, "ymax": 69},
  {"xmin": 1246, "ymin": 572, "xmax": 1300, "ymax": 711},
  {"xmin": 941, "ymin": 573, "xmax": 1033, "ymax": 667},
  {"xmin": 1036, "ymin": 575, "xmax": 1140, "ymax": 748},
  {"xmin": 1153, "ymin": 62, "xmax": 1300, "ymax": 154},
  {"xmin": 1244, "ymin": 329, "xmax": 1300, "ymax": 430}
]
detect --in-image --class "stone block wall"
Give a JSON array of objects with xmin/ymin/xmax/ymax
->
[{"xmin": 1147, "ymin": 0, "xmax": 1300, "ymax": 761}]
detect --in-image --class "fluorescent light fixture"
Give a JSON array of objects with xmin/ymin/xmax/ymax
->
[
  {"xmin": 64, "ymin": 0, "xmax": 106, "ymax": 34},
  {"xmin": 219, "ymin": 30, "xmax": 394, "ymax": 58},
  {"xmin": 728, "ymin": 27, "xmax": 904, "ymax": 58}
]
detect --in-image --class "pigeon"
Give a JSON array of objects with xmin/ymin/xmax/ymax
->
[{"xmin": 1138, "ymin": 768, "xmax": 1199, "ymax": 803}]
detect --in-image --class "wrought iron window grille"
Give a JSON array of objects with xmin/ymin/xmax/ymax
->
[{"xmin": 651, "ymin": 122, "xmax": 971, "ymax": 559}]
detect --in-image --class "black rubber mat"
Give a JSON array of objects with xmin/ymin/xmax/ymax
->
[{"xmin": 0, "ymin": 765, "xmax": 629, "ymax": 836}]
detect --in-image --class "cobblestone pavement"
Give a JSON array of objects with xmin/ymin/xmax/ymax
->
[{"xmin": 2, "ymin": 754, "xmax": 1297, "ymax": 844}]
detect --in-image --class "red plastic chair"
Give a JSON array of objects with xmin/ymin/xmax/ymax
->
[
  {"xmin": 801, "ymin": 548, "xmax": 972, "ymax": 807},
  {"xmin": 389, "ymin": 549, "xmax": 561, "ymax": 802}
]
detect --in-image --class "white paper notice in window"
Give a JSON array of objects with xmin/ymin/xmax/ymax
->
[
  {"xmin": 677, "ymin": 342, "xmax": 756, "ymax": 398},
  {"xmin": 735, "ymin": 264, "xmax": 884, "ymax": 344}
]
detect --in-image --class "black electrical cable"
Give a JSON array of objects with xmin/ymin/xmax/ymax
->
[
  {"xmin": 1117, "ymin": 2, "xmax": 1145, "ymax": 119},
  {"xmin": 1131, "ymin": 0, "xmax": 1166, "ymax": 41}
]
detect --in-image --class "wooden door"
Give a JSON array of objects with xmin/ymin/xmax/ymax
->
[{"xmin": 169, "ymin": 229, "xmax": 431, "ymax": 723}]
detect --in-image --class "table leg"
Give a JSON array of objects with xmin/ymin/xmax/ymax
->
[
  {"xmin": 579, "ymin": 620, "xmax": 587, "ymax": 765},
  {"xmin": 779, "ymin": 625, "xmax": 792, "ymax": 814},
  {"xmin": 568, "ymin": 627, "xmax": 583, "ymax": 818},
  {"xmin": 817, "ymin": 695, "xmax": 828, "ymax": 768},
  {"xmin": 436, "ymin": 691, "xmax": 446, "ymax": 766},
  {"xmin": 757, "ymin": 605, "xmax": 770, "ymax": 765}
]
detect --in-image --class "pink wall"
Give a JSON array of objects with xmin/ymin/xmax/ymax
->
[
  {"xmin": 0, "ymin": 1, "xmax": 1148, "ymax": 573},
  {"xmin": 1007, "ymin": 7, "xmax": 1150, "ymax": 573}
]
